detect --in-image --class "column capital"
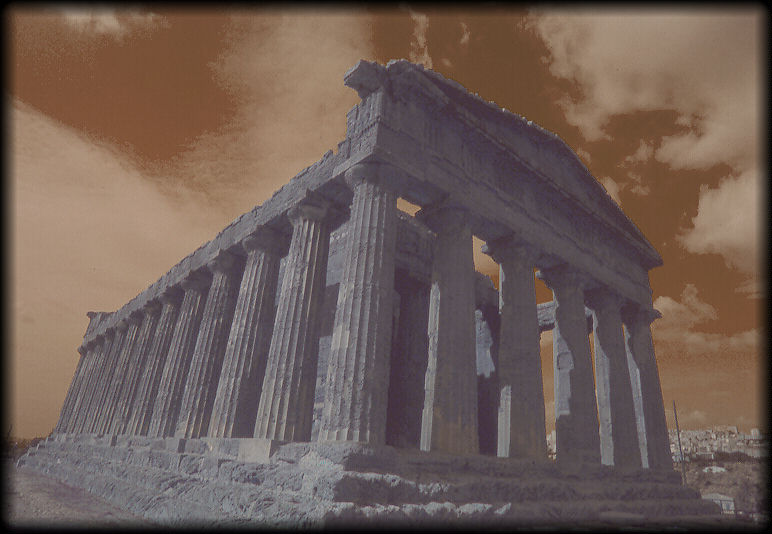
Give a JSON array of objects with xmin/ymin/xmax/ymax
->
[
  {"xmin": 159, "ymin": 286, "xmax": 184, "ymax": 304},
  {"xmin": 128, "ymin": 310, "xmax": 144, "ymax": 326},
  {"xmin": 143, "ymin": 299, "xmax": 163, "ymax": 316},
  {"xmin": 482, "ymin": 234, "xmax": 540, "ymax": 265},
  {"xmin": 242, "ymin": 227, "xmax": 289, "ymax": 256},
  {"xmin": 585, "ymin": 286, "xmax": 625, "ymax": 313},
  {"xmin": 415, "ymin": 201, "xmax": 470, "ymax": 235},
  {"xmin": 180, "ymin": 269, "xmax": 212, "ymax": 291},
  {"xmin": 286, "ymin": 190, "xmax": 343, "ymax": 227},
  {"xmin": 86, "ymin": 311, "xmax": 97, "ymax": 319},
  {"xmin": 115, "ymin": 319, "xmax": 130, "ymax": 333},
  {"xmin": 536, "ymin": 264, "xmax": 595, "ymax": 292},
  {"xmin": 207, "ymin": 249, "xmax": 239, "ymax": 274},
  {"xmin": 343, "ymin": 161, "xmax": 400, "ymax": 192},
  {"xmin": 77, "ymin": 345, "xmax": 87, "ymax": 356},
  {"xmin": 621, "ymin": 304, "xmax": 661, "ymax": 327}
]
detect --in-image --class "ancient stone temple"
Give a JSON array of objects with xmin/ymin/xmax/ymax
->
[{"xmin": 20, "ymin": 60, "xmax": 720, "ymax": 526}]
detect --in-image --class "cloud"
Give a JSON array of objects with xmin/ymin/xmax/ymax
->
[
  {"xmin": 10, "ymin": 98, "xmax": 224, "ymax": 437},
  {"xmin": 527, "ymin": 10, "xmax": 762, "ymax": 287},
  {"xmin": 652, "ymin": 284, "xmax": 757, "ymax": 357},
  {"xmin": 600, "ymin": 176, "xmax": 622, "ymax": 205},
  {"xmin": 624, "ymin": 140, "xmax": 655, "ymax": 164},
  {"xmin": 460, "ymin": 21, "xmax": 470, "ymax": 46},
  {"xmin": 59, "ymin": 7, "xmax": 167, "ymax": 40},
  {"xmin": 408, "ymin": 9, "xmax": 433, "ymax": 69},
  {"xmin": 170, "ymin": 12, "xmax": 375, "ymax": 215},
  {"xmin": 677, "ymin": 168, "xmax": 762, "ymax": 290}
]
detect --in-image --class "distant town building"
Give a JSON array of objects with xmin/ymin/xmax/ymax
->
[{"xmin": 669, "ymin": 426, "xmax": 767, "ymax": 461}]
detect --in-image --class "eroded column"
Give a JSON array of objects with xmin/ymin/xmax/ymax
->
[
  {"xmin": 87, "ymin": 323, "xmax": 127, "ymax": 434},
  {"xmin": 484, "ymin": 238, "xmax": 546, "ymax": 461},
  {"xmin": 55, "ymin": 346, "xmax": 87, "ymax": 433},
  {"xmin": 98, "ymin": 313, "xmax": 143, "ymax": 435},
  {"xmin": 63, "ymin": 342, "xmax": 100, "ymax": 433},
  {"xmin": 587, "ymin": 288, "xmax": 642, "ymax": 471},
  {"xmin": 254, "ymin": 198, "xmax": 335, "ymax": 443},
  {"xmin": 175, "ymin": 251, "xmax": 243, "ymax": 439},
  {"xmin": 75, "ymin": 333, "xmax": 113, "ymax": 434},
  {"xmin": 147, "ymin": 271, "xmax": 211, "ymax": 438},
  {"xmin": 125, "ymin": 287, "xmax": 183, "ymax": 436},
  {"xmin": 209, "ymin": 229, "xmax": 286, "ymax": 438},
  {"xmin": 417, "ymin": 204, "xmax": 479, "ymax": 455},
  {"xmin": 538, "ymin": 266, "xmax": 601, "ymax": 468},
  {"xmin": 623, "ymin": 306, "xmax": 672, "ymax": 470},
  {"xmin": 112, "ymin": 301, "xmax": 162, "ymax": 435},
  {"xmin": 319, "ymin": 163, "xmax": 398, "ymax": 444}
]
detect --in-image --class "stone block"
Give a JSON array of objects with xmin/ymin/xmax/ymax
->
[{"xmin": 236, "ymin": 438, "xmax": 284, "ymax": 463}]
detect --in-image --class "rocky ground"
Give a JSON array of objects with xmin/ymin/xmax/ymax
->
[{"xmin": 4, "ymin": 459, "xmax": 151, "ymax": 527}]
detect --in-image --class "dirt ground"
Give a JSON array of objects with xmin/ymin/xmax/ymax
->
[{"xmin": 3, "ymin": 460, "xmax": 151, "ymax": 528}]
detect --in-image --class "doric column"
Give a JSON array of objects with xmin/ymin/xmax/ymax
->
[
  {"xmin": 98, "ymin": 313, "xmax": 143, "ymax": 435},
  {"xmin": 538, "ymin": 265, "xmax": 601, "ymax": 468},
  {"xmin": 74, "ymin": 333, "xmax": 113, "ymax": 434},
  {"xmin": 416, "ymin": 204, "xmax": 479, "ymax": 455},
  {"xmin": 254, "ymin": 197, "xmax": 336, "ymax": 443},
  {"xmin": 483, "ymin": 238, "xmax": 546, "ymax": 461},
  {"xmin": 87, "ymin": 323, "xmax": 127, "ymax": 434},
  {"xmin": 175, "ymin": 251, "xmax": 243, "ymax": 439},
  {"xmin": 385, "ymin": 276, "xmax": 430, "ymax": 449},
  {"xmin": 209, "ymin": 229, "xmax": 287, "ymax": 438},
  {"xmin": 62, "ymin": 342, "xmax": 100, "ymax": 433},
  {"xmin": 111, "ymin": 301, "xmax": 162, "ymax": 435},
  {"xmin": 125, "ymin": 287, "xmax": 183, "ymax": 436},
  {"xmin": 147, "ymin": 271, "xmax": 211, "ymax": 438},
  {"xmin": 586, "ymin": 288, "xmax": 641, "ymax": 471},
  {"xmin": 623, "ymin": 306, "xmax": 672, "ymax": 470},
  {"xmin": 319, "ymin": 163, "xmax": 399, "ymax": 444},
  {"xmin": 55, "ymin": 347, "xmax": 88, "ymax": 433}
]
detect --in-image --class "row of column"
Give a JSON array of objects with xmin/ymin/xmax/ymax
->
[{"xmin": 56, "ymin": 161, "xmax": 670, "ymax": 472}]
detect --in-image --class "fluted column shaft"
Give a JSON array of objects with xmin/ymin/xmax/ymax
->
[
  {"xmin": 417, "ymin": 205, "xmax": 479, "ymax": 455},
  {"xmin": 86, "ymin": 326, "xmax": 126, "ymax": 433},
  {"xmin": 97, "ymin": 315, "xmax": 143, "ymax": 434},
  {"xmin": 254, "ymin": 200, "xmax": 334, "ymax": 442},
  {"xmin": 147, "ymin": 272, "xmax": 211, "ymax": 438},
  {"xmin": 319, "ymin": 164, "xmax": 398, "ymax": 444},
  {"xmin": 209, "ymin": 230, "xmax": 286, "ymax": 438},
  {"xmin": 540, "ymin": 266, "xmax": 601, "ymax": 468},
  {"xmin": 112, "ymin": 302, "xmax": 162, "ymax": 435},
  {"xmin": 55, "ymin": 349, "xmax": 87, "ymax": 433},
  {"xmin": 125, "ymin": 288, "xmax": 183, "ymax": 436},
  {"xmin": 485, "ymin": 239, "xmax": 546, "ymax": 460},
  {"xmin": 73, "ymin": 335, "xmax": 112, "ymax": 434},
  {"xmin": 588, "ymin": 289, "xmax": 641, "ymax": 471},
  {"xmin": 63, "ymin": 343, "xmax": 100, "ymax": 433},
  {"xmin": 175, "ymin": 251, "xmax": 243, "ymax": 439},
  {"xmin": 623, "ymin": 307, "xmax": 672, "ymax": 470}
]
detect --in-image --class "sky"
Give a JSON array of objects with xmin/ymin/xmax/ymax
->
[{"xmin": 7, "ymin": 5, "xmax": 766, "ymax": 439}]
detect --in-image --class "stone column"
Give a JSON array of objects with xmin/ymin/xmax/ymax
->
[
  {"xmin": 73, "ymin": 333, "xmax": 113, "ymax": 434},
  {"xmin": 587, "ymin": 288, "xmax": 642, "ymax": 471},
  {"xmin": 111, "ymin": 301, "xmax": 162, "ymax": 435},
  {"xmin": 385, "ymin": 276, "xmax": 430, "ymax": 449},
  {"xmin": 147, "ymin": 271, "xmax": 211, "ymax": 438},
  {"xmin": 54, "ymin": 346, "xmax": 87, "ymax": 433},
  {"xmin": 125, "ymin": 287, "xmax": 183, "ymax": 436},
  {"xmin": 319, "ymin": 163, "xmax": 399, "ymax": 444},
  {"xmin": 87, "ymin": 323, "xmax": 127, "ymax": 434},
  {"xmin": 175, "ymin": 251, "xmax": 243, "ymax": 439},
  {"xmin": 623, "ymin": 306, "xmax": 672, "ymax": 470},
  {"xmin": 254, "ymin": 198, "xmax": 336, "ymax": 443},
  {"xmin": 62, "ymin": 342, "xmax": 100, "ymax": 433},
  {"xmin": 538, "ymin": 265, "xmax": 601, "ymax": 468},
  {"xmin": 209, "ymin": 229, "xmax": 287, "ymax": 438},
  {"xmin": 416, "ymin": 204, "xmax": 479, "ymax": 455},
  {"xmin": 98, "ymin": 313, "xmax": 143, "ymax": 435},
  {"xmin": 483, "ymin": 238, "xmax": 546, "ymax": 461}
]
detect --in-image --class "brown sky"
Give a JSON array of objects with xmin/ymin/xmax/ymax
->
[{"xmin": 7, "ymin": 6, "xmax": 765, "ymax": 438}]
